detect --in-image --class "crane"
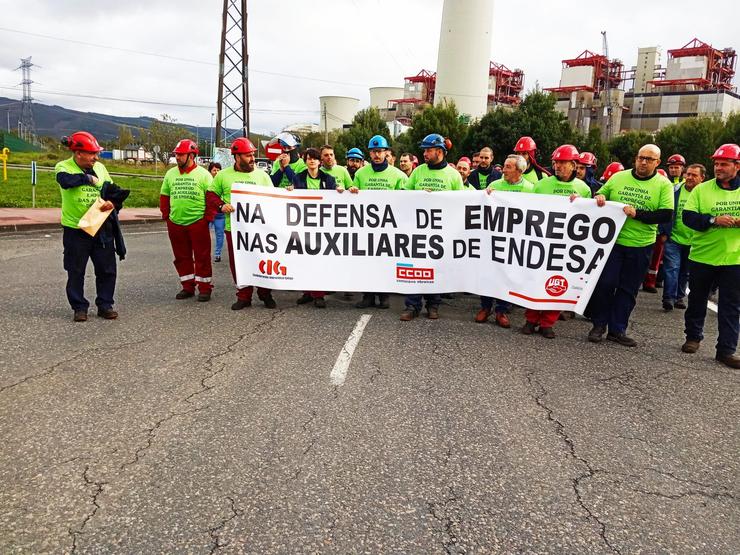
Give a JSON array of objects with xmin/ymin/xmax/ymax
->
[{"xmin": 602, "ymin": 31, "xmax": 613, "ymax": 140}]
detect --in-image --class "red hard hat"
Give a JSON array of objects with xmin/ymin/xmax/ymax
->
[
  {"xmin": 601, "ymin": 161, "xmax": 624, "ymax": 181},
  {"xmin": 666, "ymin": 154, "xmax": 686, "ymax": 166},
  {"xmin": 231, "ymin": 137, "xmax": 257, "ymax": 155},
  {"xmin": 551, "ymin": 144, "xmax": 580, "ymax": 162},
  {"xmin": 578, "ymin": 152, "xmax": 597, "ymax": 166},
  {"xmin": 173, "ymin": 139, "xmax": 198, "ymax": 155},
  {"xmin": 62, "ymin": 131, "xmax": 103, "ymax": 153},
  {"xmin": 514, "ymin": 136, "xmax": 536, "ymax": 152},
  {"xmin": 711, "ymin": 143, "xmax": 740, "ymax": 161},
  {"xmin": 656, "ymin": 168, "xmax": 668, "ymax": 177}
]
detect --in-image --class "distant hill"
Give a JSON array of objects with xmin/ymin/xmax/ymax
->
[{"xmin": 0, "ymin": 97, "xmax": 264, "ymax": 144}]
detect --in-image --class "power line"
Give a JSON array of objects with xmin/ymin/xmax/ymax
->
[
  {"xmin": 0, "ymin": 85, "xmax": 319, "ymax": 114},
  {"xmin": 0, "ymin": 26, "xmax": 371, "ymax": 89}
]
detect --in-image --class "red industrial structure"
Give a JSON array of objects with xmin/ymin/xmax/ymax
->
[
  {"xmin": 488, "ymin": 62, "xmax": 524, "ymax": 105},
  {"xmin": 544, "ymin": 50, "xmax": 623, "ymax": 94},
  {"xmin": 647, "ymin": 38, "xmax": 737, "ymax": 91}
]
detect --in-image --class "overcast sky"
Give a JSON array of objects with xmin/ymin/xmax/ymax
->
[{"xmin": 0, "ymin": 0, "xmax": 736, "ymax": 135}]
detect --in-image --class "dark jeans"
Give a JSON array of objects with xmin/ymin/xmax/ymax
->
[
  {"xmin": 480, "ymin": 296, "xmax": 511, "ymax": 313},
  {"xmin": 63, "ymin": 227, "xmax": 117, "ymax": 311},
  {"xmin": 662, "ymin": 240, "xmax": 690, "ymax": 303},
  {"xmin": 405, "ymin": 294, "xmax": 441, "ymax": 311},
  {"xmin": 685, "ymin": 261, "xmax": 740, "ymax": 357},
  {"xmin": 590, "ymin": 244, "xmax": 652, "ymax": 334}
]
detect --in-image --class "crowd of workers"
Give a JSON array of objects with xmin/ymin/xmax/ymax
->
[{"xmin": 54, "ymin": 129, "xmax": 740, "ymax": 369}]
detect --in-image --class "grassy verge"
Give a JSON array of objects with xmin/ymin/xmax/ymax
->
[
  {"xmin": 0, "ymin": 169, "xmax": 160, "ymax": 208},
  {"xmin": 7, "ymin": 151, "xmax": 173, "ymax": 177}
]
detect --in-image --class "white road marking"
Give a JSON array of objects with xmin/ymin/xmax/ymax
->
[
  {"xmin": 330, "ymin": 314, "xmax": 372, "ymax": 386},
  {"xmin": 126, "ymin": 230, "xmax": 168, "ymax": 236},
  {"xmin": 707, "ymin": 300, "xmax": 718, "ymax": 313}
]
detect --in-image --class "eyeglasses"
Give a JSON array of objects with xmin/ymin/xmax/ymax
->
[{"xmin": 636, "ymin": 156, "xmax": 659, "ymax": 162}]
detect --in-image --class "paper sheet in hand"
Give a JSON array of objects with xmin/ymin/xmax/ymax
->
[{"xmin": 78, "ymin": 197, "xmax": 113, "ymax": 237}]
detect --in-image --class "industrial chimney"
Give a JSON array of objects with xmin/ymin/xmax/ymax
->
[{"xmin": 434, "ymin": 0, "xmax": 494, "ymax": 119}]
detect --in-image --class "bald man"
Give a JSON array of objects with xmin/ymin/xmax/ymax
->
[{"xmin": 589, "ymin": 144, "xmax": 675, "ymax": 347}]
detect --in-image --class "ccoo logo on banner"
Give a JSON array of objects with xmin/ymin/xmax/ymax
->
[{"xmin": 230, "ymin": 185, "xmax": 627, "ymax": 313}]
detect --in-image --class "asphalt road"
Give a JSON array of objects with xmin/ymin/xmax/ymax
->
[{"xmin": 0, "ymin": 225, "xmax": 737, "ymax": 554}]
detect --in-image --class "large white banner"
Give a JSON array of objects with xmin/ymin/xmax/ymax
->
[{"xmin": 230, "ymin": 185, "xmax": 627, "ymax": 313}]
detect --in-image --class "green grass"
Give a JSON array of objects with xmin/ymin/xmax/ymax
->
[
  {"xmin": 0, "ymin": 169, "xmax": 160, "ymax": 208},
  {"xmin": 7, "ymin": 151, "xmax": 173, "ymax": 177}
]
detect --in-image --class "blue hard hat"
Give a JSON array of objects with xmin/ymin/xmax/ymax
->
[
  {"xmin": 419, "ymin": 133, "xmax": 447, "ymax": 151},
  {"xmin": 367, "ymin": 135, "xmax": 389, "ymax": 150},
  {"xmin": 346, "ymin": 147, "xmax": 364, "ymax": 160}
]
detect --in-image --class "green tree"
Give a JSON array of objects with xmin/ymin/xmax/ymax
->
[
  {"xmin": 117, "ymin": 125, "xmax": 134, "ymax": 149},
  {"xmin": 655, "ymin": 117, "xmax": 724, "ymax": 170},
  {"xmin": 143, "ymin": 114, "xmax": 194, "ymax": 163},
  {"xmin": 574, "ymin": 127, "xmax": 611, "ymax": 171},
  {"xmin": 333, "ymin": 108, "xmax": 390, "ymax": 164},
  {"xmin": 607, "ymin": 131, "xmax": 655, "ymax": 166},
  {"xmin": 393, "ymin": 101, "xmax": 468, "ymax": 162},
  {"xmin": 462, "ymin": 91, "xmax": 574, "ymax": 165}
]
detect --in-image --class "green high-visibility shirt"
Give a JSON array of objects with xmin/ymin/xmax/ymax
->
[
  {"xmin": 522, "ymin": 167, "xmax": 540, "ymax": 185},
  {"xmin": 683, "ymin": 178, "xmax": 740, "ymax": 266},
  {"xmin": 488, "ymin": 177, "xmax": 535, "ymax": 193},
  {"xmin": 353, "ymin": 164, "xmax": 408, "ymax": 190},
  {"xmin": 321, "ymin": 165, "xmax": 353, "ymax": 189},
  {"xmin": 271, "ymin": 158, "xmax": 306, "ymax": 188},
  {"xmin": 55, "ymin": 157, "xmax": 113, "ymax": 229},
  {"xmin": 207, "ymin": 166, "xmax": 273, "ymax": 232},
  {"xmin": 403, "ymin": 163, "xmax": 464, "ymax": 191},
  {"xmin": 669, "ymin": 185, "xmax": 694, "ymax": 246},
  {"xmin": 160, "ymin": 165, "xmax": 212, "ymax": 226},
  {"xmin": 597, "ymin": 169, "xmax": 674, "ymax": 247},
  {"xmin": 533, "ymin": 175, "xmax": 591, "ymax": 198}
]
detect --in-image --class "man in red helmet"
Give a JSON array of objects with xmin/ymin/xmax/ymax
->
[
  {"xmin": 520, "ymin": 145, "xmax": 591, "ymax": 339},
  {"xmin": 590, "ymin": 144, "xmax": 674, "ymax": 347},
  {"xmin": 514, "ymin": 136, "xmax": 550, "ymax": 184},
  {"xmin": 55, "ymin": 131, "xmax": 129, "ymax": 322},
  {"xmin": 206, "ymin": 137, "xmax": 277, "ymax": 310},
  {"xmin": 600, "ymin": 162, "xmax": 624, "ymax": 185},
  {"xmin": 160, "ymin": 139, "xmax": 214, "ymax": 302},
  {"xmin": 681, "ymin": 143, "xmax": 740, "ymax": 369},
  {"xmin": 575, "ymin": 152, "xmax": 600, "ymax": 196},
  {"xmin": 666, "ymin": 154, "xmax": 686, "ymax": 185}
]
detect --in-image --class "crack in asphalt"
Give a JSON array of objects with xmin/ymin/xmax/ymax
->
[
  {"xmin": 632, "ymin": 487, "xmax": 734, "ymax": 501},
  {"xmin": 427, "ymin": 486, "xmax": 460, "ymax": 555},
  {"xmin": 68, "ymin": 465, "xmax": 107, "ymax": 554},
  {"xmin": 0, "ymin": 337, "xmax": 149, "ymax": 395},
  {"xmin": 526, "ymin": 370, "xmax": 621, "ymax": 554},
  {"xmin": 120, "ymin": 404, "xmax": 210, "ymax": 470},
  {"xmin": 206, "ymin": 496, "xmax": 242, "ymax": 554}
]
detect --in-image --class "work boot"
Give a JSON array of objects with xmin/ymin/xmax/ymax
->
[
  {"xmin": 716, "ymin": 353, "xmax": 740, "ymax": 369},
  {"xmin": 426, "ymin": 306, "xmax": 439, "ymax": 320},
  {"xmin": 376, "ymin": 295, "xmax": 390, "ymax": 309},
  {"xmin": 474, "ymin": 308, "xmax": 491, "ymax": 323},
  {"xmin": 197, "ymin": 291, "xmax": 211, "ymax": 302},
  {"xmin": 355, "ymin": 294, "xmax": 375, "ymax": 309},
  {"xmin": 587, "ymin": 325, "xmax": 606, "ymax": 343},
  {"xmin": 400, "ymin": 308, "xmax": 418, "ymax": 321},
  {"xmin": 176, "ymin": 289, "xmax": 195, "ymax": 300},
  {"xmin": 521, "ymin": 322, "xmax": 538, "ymax": 335},
  {"xmin": 539, "ymin": 326, "xmax": 555, "ymax": 339},
  {"xmin": 494, "ymin": 312, "xmax": 511, "ymax": 328},
  {"xmin": 97, "ymin": 308, "xmax": 118, "ymax": 320},
  {"xmin": 296, "ymin": 293, "xmax": 313, "ymax": 305},
  {"xmin": 662, "ymin": 301, "xmax": 674, "ymax": 311},
  {"xmin": 314, "ymin": 297, "xmax": 327, "ymax": 309},
  {"xmin": 73, "ymin": 310, "xmax": 88, "ymax": 322},
  {"xmin": 214, "ymin": 255, "xmax": 221, "ymax": 262},
  {"xmin": 262, "ymin": 295, "xmax": 277, "ymax": 309},
  {"xmin": 681, "ymin": 339, "xmax": 700, "ymax": 353},
  {"xmin": 642, "ymin": 285, "xmax": 658, "ymax": 293},
  {"xmin": 607, "ymin": 332, "xmax": 637, "ymax": 347},
  {"xmin": 231, "ymin": 299, "xmax": 252, "ymax": 311},
  {"xmin": 674, "ymin": 299, "xmax": 687, "ymax": 309}
]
